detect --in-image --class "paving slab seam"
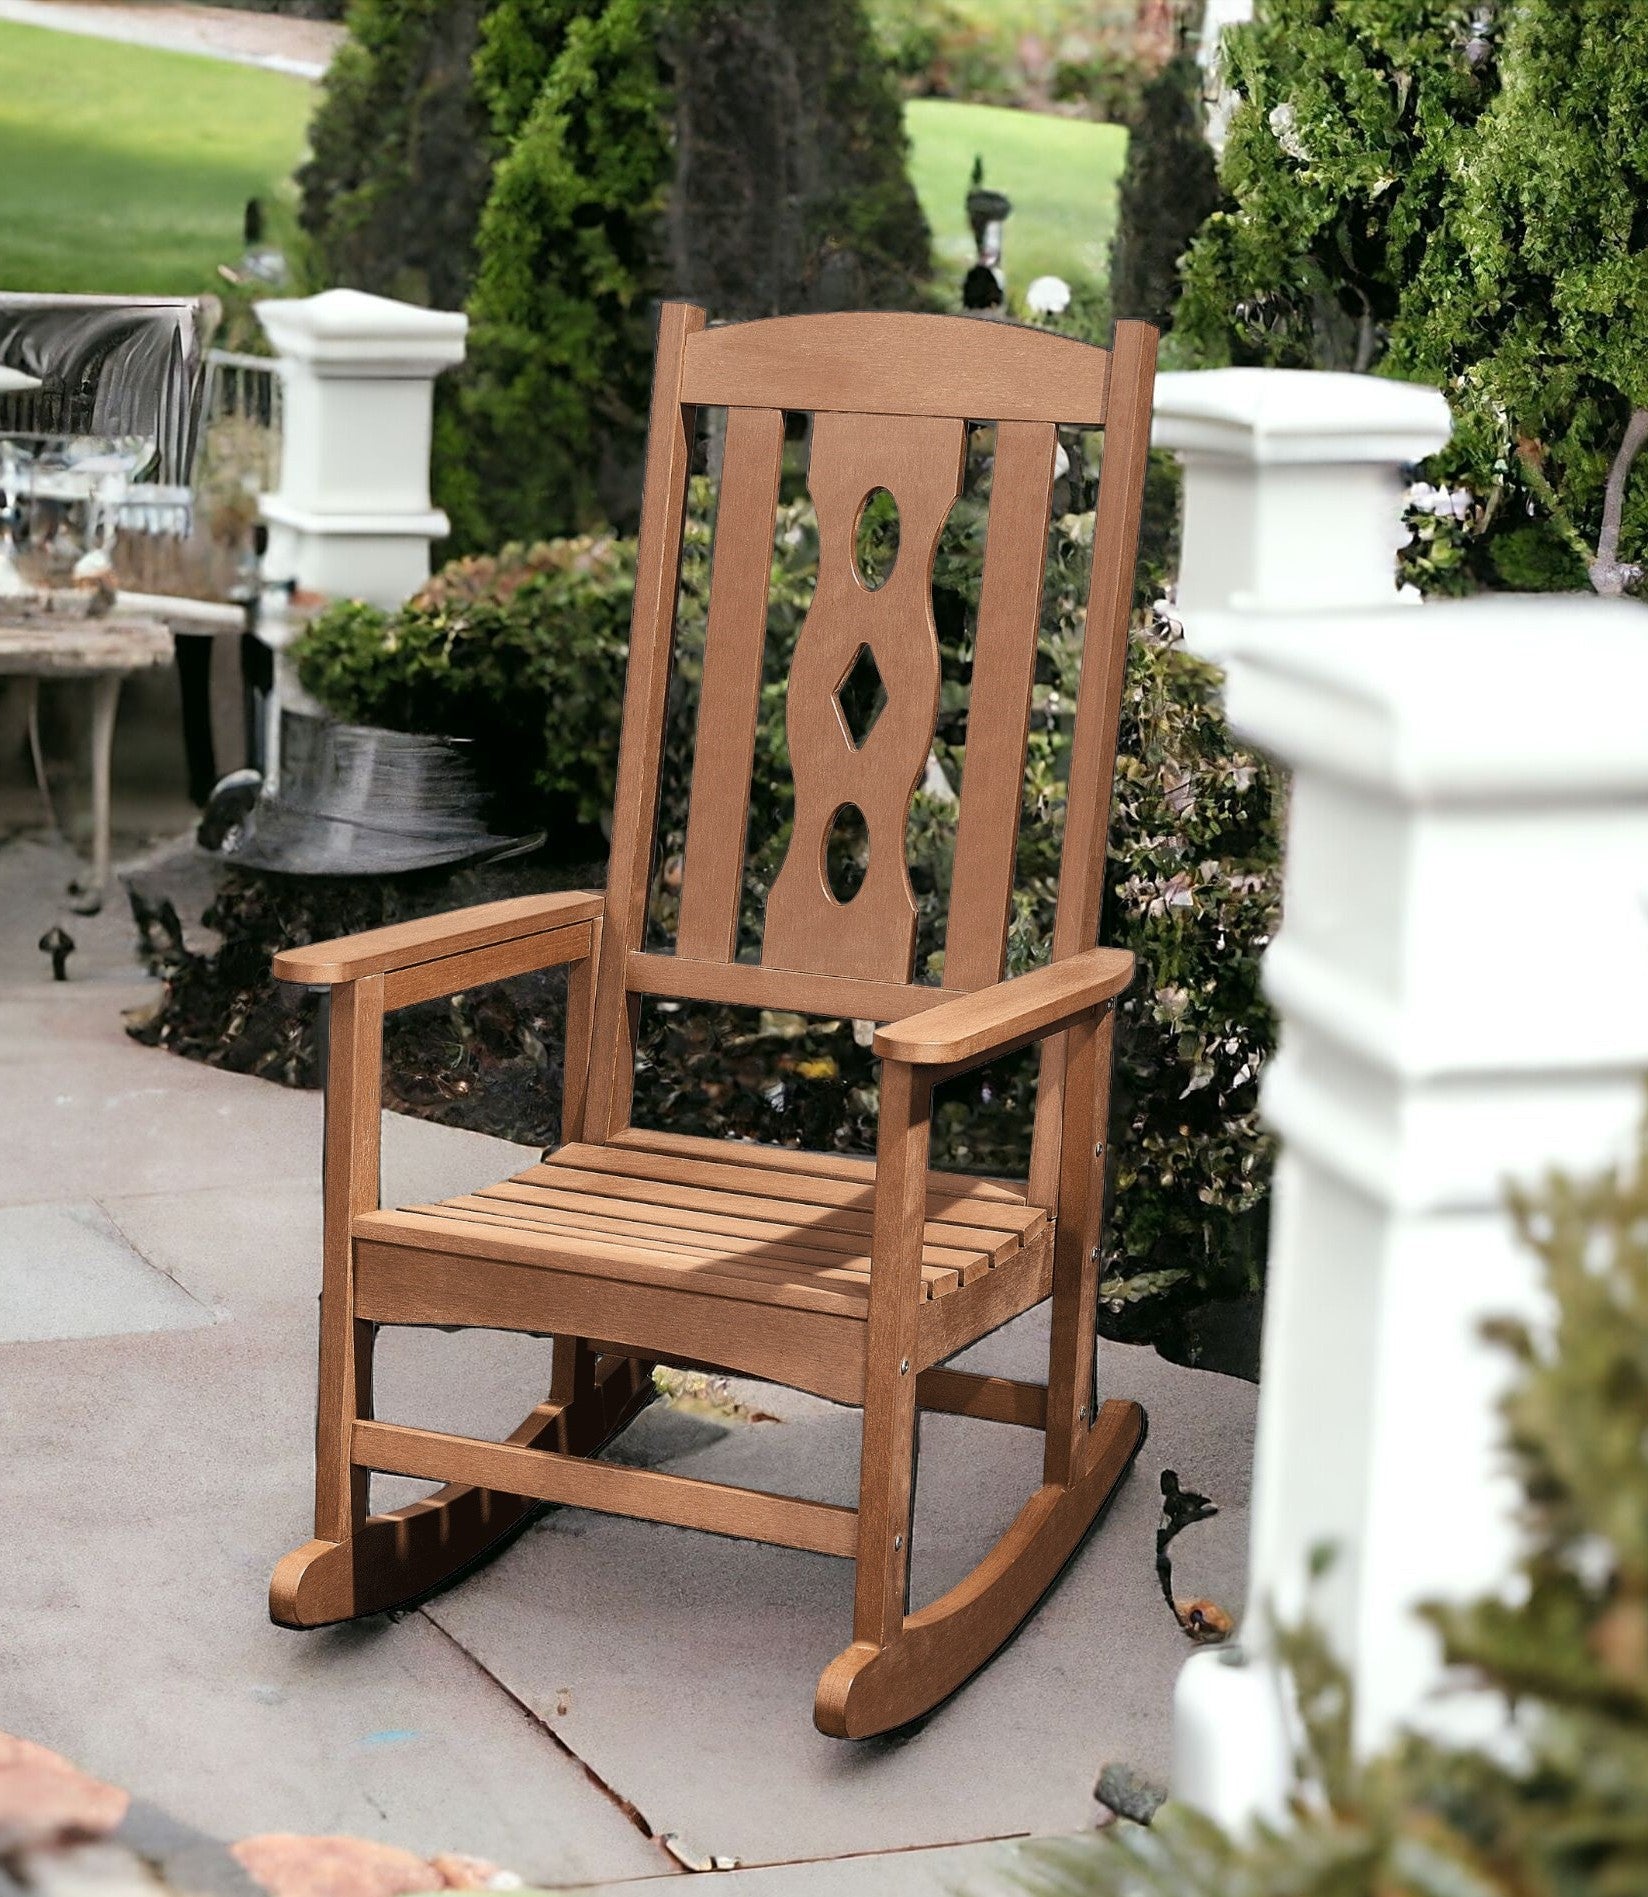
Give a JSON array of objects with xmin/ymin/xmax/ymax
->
[{"xmin": 418, "ymin": 1610, "xmax": 684, "ymax": 1878}]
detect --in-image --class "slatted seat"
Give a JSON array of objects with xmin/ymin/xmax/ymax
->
[
  {"xmin": 268, "ymin": 301, "xmax": 1159, "ymax": 1740},
  {"xmin": 360, "ymin": 1138, "xmax": 1047, "ymax": 1315}
]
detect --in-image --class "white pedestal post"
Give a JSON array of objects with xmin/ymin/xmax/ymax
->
[
  {"xmin": 255, "ymin": 287, "xmax": 466, "ymax": 608},
  {"xmin": 1154, "ymin": 370, "xmax": 1648, "ymax": 1831},
  {"xmin": 1153, "ymin": 366, "xmax": 1450, "ymax": 647},
  {"xmin": 251, "ymin": 288, "xmax": 466, "ymax": 786}
]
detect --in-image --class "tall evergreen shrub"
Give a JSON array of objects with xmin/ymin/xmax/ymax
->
[
  {"xmin": 1109, "ymin": 53, "xmax": 1219, "ymax": 332},
  {"xmin": 297, "ymin": 0, "xmax": 498, "ymax": 313},
  {"xmin": 1177, "ymin": 0, "xmax": 1648, "ymax": 597}
]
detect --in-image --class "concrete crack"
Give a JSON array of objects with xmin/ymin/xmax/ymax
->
[{"xmin": 419, "ymin": 1612, "xmax": 679, "ymax": 1872}]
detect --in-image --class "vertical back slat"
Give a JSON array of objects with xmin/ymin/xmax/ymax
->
[
  {"xmin": 676, "ymin": 404, "xmax": 786, "ymax": 961},
  {"xmin": 585, "ymin": 302, "xmax": 707, "ymax": 1142},
  {"xmin": 1051, "ymin": 321, "xmax": 1157, "ymax": 959},
  {"xmin": 1029, "ymin": 320, "xmax": 1157, "ymax": 1206},
  {"xmin": 944, "ymin": 419, "xmax": 1058, "ymax": 989}
]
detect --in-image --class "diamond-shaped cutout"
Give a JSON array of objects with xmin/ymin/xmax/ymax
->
[{"xmin": 834, "ymin": 643, "xmax": 888, "ymax": 749}]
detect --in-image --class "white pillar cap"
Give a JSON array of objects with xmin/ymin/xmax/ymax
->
[
  {"xmin": 1153, "ymin": 367, "xmax": 1452, "ymax": 466},
  {"xmin": 256, "ymin": 288, "xmax": 467, "ymax": 378},
  {"xmin": 1225, "ymin": 593, "xmax": 1648, "ymax": 799}
]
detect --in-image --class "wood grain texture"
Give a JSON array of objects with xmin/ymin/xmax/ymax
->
[
  {"xmin": 627, "ymin": 950, "xmax": 953, "ymax": 1024},
  {"xmin": 272, "ymin": 1354, "xmax": 654, "ymax": 1627},
  {"xmin": 676, "ymin": 404, "xmax": 786, "ymax": 961},
  {"xmin": 762, "ymin": 410, "xmax": 966, "ymax": 983},
  {"xmin": 1042, "ymin": 1010, "xmax": 1106, "ymax": 1485},
  {"xmin": 872, "ymin": 944, "xmax": 1133, "ymax": 1070},
  {"xmin": 562, "ymin": 915, "xmax": 601, "ymax": 1144},
  {"xmin": 353, "ymin": 1419, "xmax": 858, "ymax": 1558},
  {"xmin": 852, "ymin": 1060, "xmax": 934, "ymax": 1646},
  {"xmin": 610, "ymin": 1124, "xmax": 1029, "ymax": 1202},
  {"xmin": 544, "ymin": 1142, "xmax": 1040, "ymax": 1232},
  {"xmin": 915, "ymin": 1368, "xmax": 1047, "ymax": 1430},
  {"xmin": 944, "ymin": 420, "xmax": 1058, "ymax": 989},
  {"xmin": 585, "ymin": 301, "xmax": 707, "ymax": 1141},
  {"xmin": 1030, "ymin": 321, "xmax": 1156, "ymax": 1213},
  {"xmin": 916, "ymin": 1227, "xmax": 1053, "ymax": 1370},
  {"xmin": 273, "ymin": 893, "xmax": 602, "ymax": 987},
  {"xmin": 314, "ymin": 975, "xmax": 383, "ymax": 1543},
  {"xmin": 682, "ymin": 312, "xmax": 1111, "ymax": 424},
  {"xmin": 379, "ymin": 921, "xmax": 593, "ymax": 1011},
  {"xmin": 354, "ymin": 1240, "xmax": 868, "ymax": 1407},
  {"xmin": 1053, "ymin": 320, "xmax": 1158, "ymax": 963},
  {"xmin": 814, "ymin": 1396, "xmax": 1145, "ymax": 1737},
  {"xmin": 273, "ymin": 302, "xmax": 1162, "ymax": 1741}
]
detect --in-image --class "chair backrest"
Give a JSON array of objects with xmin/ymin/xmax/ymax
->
[{"xmin": 585, "ymin": 303, "xmax": 1158, "ymax": 1167}]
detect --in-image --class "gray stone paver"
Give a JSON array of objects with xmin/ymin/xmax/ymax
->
[{"xmin": 0, "ymin": 825, "xmax": 1256, "ymax": 1887}]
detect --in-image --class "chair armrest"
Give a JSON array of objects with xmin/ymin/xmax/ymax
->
[
  {"xmin": 872, "ymin": 946, "xmax": 1134, "ymax": 1071},
  {"xmin": 273, "ymin": 891, "xmax": 604, "ymax": 989}
]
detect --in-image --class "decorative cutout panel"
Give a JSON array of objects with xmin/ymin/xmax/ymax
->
[{"xmin": 762, "ymin": 411, "xmax": 966, "ymax": 984}]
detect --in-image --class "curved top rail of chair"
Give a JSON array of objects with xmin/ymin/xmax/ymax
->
[{"xmin": 680, "ymin": 310, "xmax": 1130, "ymax": 426}]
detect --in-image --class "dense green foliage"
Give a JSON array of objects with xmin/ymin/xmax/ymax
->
[
  {"xmin": 294, "ymin": 537, "xmax": 636, "ymax": 830},
  {"xmin": 297, "ymin": 0, "xmax": 497, "ymax": 312},
  {"xmin": 1387, "ymin": 0, "xmax": 1648, "ymax": 597},
  {"xmin": 1015, "ymin": 1118, "xmax": 1648, "ymax": 1895},
  {"xmin": 297, "ymin": 440, "xmax": 1279, "ymax": 1350},
  {"xmin": 440, "ymin": 0, "xmax": 672, "ymax": 550},
  {"xmin": 300, "ymin": 0, "xmax": 929, "ymax": 549},
  {"xmin": 1109, "ymin": 54, "xmax": 1218, "ymax": 331},
  {"xmin": 1177, "ymin": 0, "xmax": 1648, "ymax": 598},
  {"xmin": 869, "ymin": 0, "xmax": 1153, "ymax": 121}
]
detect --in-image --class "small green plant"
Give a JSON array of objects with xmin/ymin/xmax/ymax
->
[
  {"xmin": 1010, "ymin": 1115, "xmax": 1648, "ymax": 1896},
  {"xmin": 295, "ymin": 535, "xmax": 637, "ymax": 830}
]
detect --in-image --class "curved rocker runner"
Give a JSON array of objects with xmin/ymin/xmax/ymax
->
[{"xmin": 269, "ymin": 303, "xmax": 1159, "ymax": 1737}]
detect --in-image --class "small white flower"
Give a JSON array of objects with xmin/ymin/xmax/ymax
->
[
  {"xmin": 1268, "ymin": 102, "xmax": 1309, "ymax": 160},
  {"xmin": 1026, "ymin": 274, "xmax": 1072, "ymax": 316}
]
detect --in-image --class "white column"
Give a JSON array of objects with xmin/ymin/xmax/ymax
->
[
  {"xmin": 1158, "ymin": 370, "xmax": 1648, "ymax": 1829},
  {"xmin": 1152, "ymin": 367, "xmax": 1450, "ymax": 652},
  {"xmin": 255, "ymin": 287, "xmax": 466, "ymax": 610}
]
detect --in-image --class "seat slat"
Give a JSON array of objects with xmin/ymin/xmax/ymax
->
[
  {"xmin": 495, "ymin": 1169, "xmax": 1004, "ymax": 1276},
  {"xmin": 514, "ymin": 1164, "xmax": 1007, "ymax": 1276},
  {"xmin": 610, "ymin": 1125, "xmax": 1030, "ymax": 1203},
  {"xmin": 470, "ymin": 1180, "xmax": 985, "ymax": 1283},
  {"xmin": 358, "ymin": 1207, "xmax": 873, "ymax": 1318},
  {"xmin": 424, "ymin": 1195, "xmax": 929, "ymax": 1297},
  {"xmin": 545, "ymin": 1143, "xmax": 1045, "ymax": 1239}
]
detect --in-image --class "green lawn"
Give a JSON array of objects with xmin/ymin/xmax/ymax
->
[
  {"xmin": 0, "ymin": 19, "xmax": 1119, "ymax": 317},
  {"xmin": 0, "ymin": 20, "xmax": 313, "ymax": 295},
  {"xmin": 904, "ymin": 99, "xmax": 1127, "ymax": 304}
]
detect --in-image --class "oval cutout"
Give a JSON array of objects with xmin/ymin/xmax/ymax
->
[
  {"xmin": 824, "ymin": 802, "xmax": 869, "ymax": 905},
  {"xmin": 853, "ymin": 487, "xmax": 900, "ymax": 590}
]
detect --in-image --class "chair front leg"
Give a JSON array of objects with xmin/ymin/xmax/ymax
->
[
  {"xmin": 1043, "ymin": 1003, "xmax": 1113, "ymax": 1487},
  {"xmin": 852, "ymin": 1059, "xmax": 935, "ymax": 1648},
  {"xmin": 314, "ymin": 973, "xmax": 385, "ymax": 1543}
]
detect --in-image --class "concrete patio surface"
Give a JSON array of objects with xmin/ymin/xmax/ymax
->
[{"xmin": 0, "ymin": 825, "xmax": 1258, "ymax": 1891}]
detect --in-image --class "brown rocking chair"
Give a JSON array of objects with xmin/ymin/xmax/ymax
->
[{"xmin": 270, "ymin": 303, "xmax": 1159, "ymax": 1738}]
